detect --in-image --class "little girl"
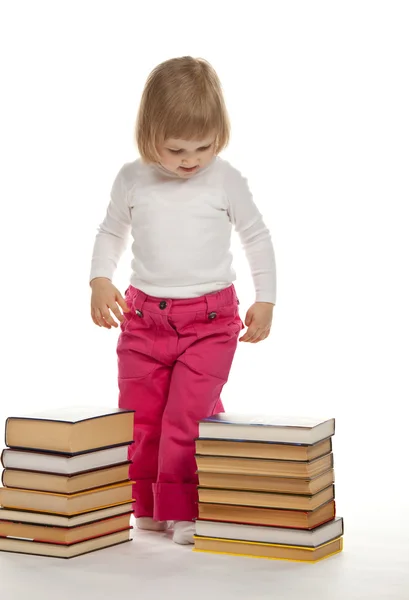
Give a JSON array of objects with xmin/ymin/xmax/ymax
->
[{"xmin": 89, "ymin": 56, "xmax": 277, "ymax": 545}]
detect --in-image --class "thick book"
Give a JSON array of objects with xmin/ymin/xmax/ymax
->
[
  {"xmin": 198, "ymin": 469, "xmax": 335, "ymax": 495},
  {"xmin": 0, "ymin": 512, "xmax": 132, "ymax": 544},
  {"xmin": 198, "ymin": 499, "xmax": 336, "ymax": 529},
  {"xmin": 195, "ymin": 438, "xmax": 332, "ymax": 461},
  {"xmin": 4, "ymin": 407, "xmax": 135, "ymax": 454},
  {"xmin": 1, "ymin": 445, "xmax": 130, "ymax": 475},
  {"xmin": 193, "ymin": 535, "xmax": 343, "ymax": 563},
  {"xmin": 195, "ymin": 517, "xmax": 344, "ymax": 548},
  {"xmin": 0, "ymin": 481, "xmax": 134, "ymax": 515},
  {"xmin": 198, "ymin": 485, "xmax": 335, "ymax": 511},
  {"xmin": 2, "ymin": 463, "xmax": 131, "ymax": 494},
  {"xmin": 0, "ymin": 528, "xmax": 132, "ymax": 558},
  {"xmin": 195, "ymin": 453, "xmax": 333, "ymax": 478},
  {"xmin": 199, "ymin": 414, "xmax": 335, "ymax": 444},
  {"xmin": 0, "ymin": 503, "xmax": 133, "ymax": 528}
]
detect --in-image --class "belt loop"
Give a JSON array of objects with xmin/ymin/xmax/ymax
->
[
  {"xmin": 133, "ymin": 289, "xmax": 148, "ymax": 317},
  {"xmin": 205, "ymin": 290, "xmax": 220, "ymax": 319}
]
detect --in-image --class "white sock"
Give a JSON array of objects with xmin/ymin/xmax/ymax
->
[
  {"xmin": 136, "ymin": 517, "xmax": 167, "ymax": 532},
  {"xmin": 173, "ymin": 521, "xmax": 196, "ymax": 545}
]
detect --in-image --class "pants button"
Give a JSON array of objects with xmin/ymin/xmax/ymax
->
[
  {"xmin": 159, "ymin": 301, "xmax": 167, "ymax": 310},
  {"xmin": 208, "ymin": 311, "xmax": 217, "ymax": 320}
]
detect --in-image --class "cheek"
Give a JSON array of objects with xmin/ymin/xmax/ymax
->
[
  {"xmin": 159, "ymin": 153, "xmax": 177, "ymax": 169},
  {"xmin": 202, "ymin": 150, "xmax": 215, "ymax": 164}
]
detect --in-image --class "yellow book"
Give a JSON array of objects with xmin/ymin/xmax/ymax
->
[{"xmin": 194, "ymin": 535, "xmax": 343, "ymax": 563}]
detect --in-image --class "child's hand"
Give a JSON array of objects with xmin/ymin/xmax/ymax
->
[
  {"xmin": 90, "ymin": 277, "xmax": 130, "ymax": 329},
  {"xmin": 239, "ymin": 302, "xmax": 274, "ymax": 343}
]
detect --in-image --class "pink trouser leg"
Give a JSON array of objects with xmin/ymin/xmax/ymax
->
[
  {"xmin": 153, "ymin": 360, "xmax": 231, "ymax": 522},
  {"xmin": 118, "ymin": 366, "xmax": 172, "ymax": 517}
]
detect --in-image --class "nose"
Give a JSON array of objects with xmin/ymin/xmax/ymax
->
[{"xmin": 182, "ymin": 154, "xmax": 198, "ymax": 166}]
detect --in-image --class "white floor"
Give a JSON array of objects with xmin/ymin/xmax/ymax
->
[{"xmin": 1, "ymin": 505, "xmax": 408, "ymax": 600}]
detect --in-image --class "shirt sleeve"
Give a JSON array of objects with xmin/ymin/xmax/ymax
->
[
  {"xmin": 89, "ymin": 167, "xmax": 132, "ymax": 283},
  {"xmin": 225, "ymin": 165, "xmax": 277, "ymax": 304}
]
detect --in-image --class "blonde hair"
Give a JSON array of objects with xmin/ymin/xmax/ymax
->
[{"xmin": 136, "ymin": 57, "xmax": 230, "ymax": 163}]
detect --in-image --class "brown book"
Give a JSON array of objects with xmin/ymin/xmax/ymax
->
[
  {"xmin": 0, "ymin": 512, "xmax": 132, "ymax": 544},
  {"xmin": 195, "ymin": 452, "xmax": 333, "ymax": 478},
  {"xmin": 198, "ymin": 469, "xmax": 334, "ymax": 495},
  {"xmin": 195, "ymin": 438, "xmax": 332, "ymax": 461},
  {"xmin": 0, "ymin": 481, "xmax": 134, "ymax": 515},
  {"xmin": 2, "ymin": 463, "xmax": 131, "ymax": 494},
  {"xmin": 194, "ymin": 535, "xmax": 343, "ymax": 563},
  {"xmin": 198, "ymin": 485, "xmax": 334, "ymax": 511},
  {"xmin": 0, "ymin": 529, "xmax": 132, "ymax": 558},
  {"xmin": 198, "ymin": 499, "xmax": 336, "ymax": 529},
  {"xmin": 4, "ymin": 407, "xmax": 134, "ymax": 454},
  {"xmin": 0, "ymin": 503, "xmax": 133, "ymax": 528}
]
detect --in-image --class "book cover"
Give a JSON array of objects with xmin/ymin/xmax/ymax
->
[
  {"xmin": 201, "ymin": 414, "xmax": 334, "ymax": 430},
  {"xmin": 5, "ymin": 406, "xmax": 135, "ymax": 425}
]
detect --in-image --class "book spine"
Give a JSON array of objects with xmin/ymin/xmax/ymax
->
[
  {"xmin": 0, "ymin": 448, "xmax": 7, "ymax": 469},
  {"xmin": 4, "ymin": 418, "xmax": 11, "ymax": 449}
]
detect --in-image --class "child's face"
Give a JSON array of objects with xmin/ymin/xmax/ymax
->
[{"xmin": 157, "ymin": 135, "xmax": 216, "ymax": 178}]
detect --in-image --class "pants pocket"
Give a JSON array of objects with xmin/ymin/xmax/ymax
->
[{"xmin": 117, "ymin": 311, "xmax": 157, "ymax": 379}]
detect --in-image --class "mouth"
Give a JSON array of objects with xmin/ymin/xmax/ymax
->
[{"xmin": 179, "ymin": 165, "xmax": 198, "ymax": 173}]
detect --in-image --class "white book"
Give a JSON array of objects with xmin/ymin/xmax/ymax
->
[
  {"xmin": 1, "ymin": 445, "xmax": 129, "ymax": 475},
  {"xmin": 195, "ymin": 517, "xmax": 344, "ymax": 548},
  {"xmin": 199, "ymin": 414, "xmax": 335, "ymax": 444}
]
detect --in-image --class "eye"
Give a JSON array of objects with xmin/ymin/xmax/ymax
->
[
  {"xmin": 168, "ymin": 149, "xmax": 183, "ymax": 154},
  {"xmin": 198, "ymin": 145, "xmax": 211, "ymax": 152}
]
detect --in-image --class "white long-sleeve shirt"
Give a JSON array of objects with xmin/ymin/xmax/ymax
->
[{"xmin": 90, "ymin": 156, "xmax": 277, "ymax": 303}]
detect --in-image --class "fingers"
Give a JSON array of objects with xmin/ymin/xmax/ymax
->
[
  {"xmin": 91, "ymin": 283, "xmax": 129, "ymax": 329},
  {"xmin": 93, "ymin": 308, "xmax": 112, "ymax": 329},
  {"xmin": 91, "ymin": 309, "xmax": 101, "ymax": 327},
  {"xmin": 240, "ymin": 327, "xmax": 271, "ymax": 343},
  {"xmin": 240, "ymin": 327, "xmax": 261, "ymax": 343},
  {"xmin": 117, "ymin": 294, "xmax": 130, "ymax": 313},
  {"xmin": 100, "ymin": 307, "xmax": 118, "ymax": 328},
  {"xmin": 108, "ymin": 301, "xmax": 125, "ymax": 324}
]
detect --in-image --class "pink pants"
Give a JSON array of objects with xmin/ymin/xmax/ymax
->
[{"xmin": 117, "ymin": 284, "xmax": 243, "ymax": 522}]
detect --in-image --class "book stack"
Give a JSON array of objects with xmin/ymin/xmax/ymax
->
[
  {"xmin": 194, "ymin": 414, "xmax": 344, "ymax": 563},
  {"xmin": 0, "ymin": 407, "xmax": 135, "ymax": 558}
]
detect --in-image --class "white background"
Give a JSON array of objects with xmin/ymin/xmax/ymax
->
[{"xmin": 0, "ymin": 1, "xmax": 408, "ymax": 598}]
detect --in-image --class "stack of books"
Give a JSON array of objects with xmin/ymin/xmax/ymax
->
[
  {"xmin": 0, "ymin": 407, "xmax": 135, "ymax": 558},
  {"xmin": 194, "ymin": 414, "xmax": 344, "ymax": 563}
]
